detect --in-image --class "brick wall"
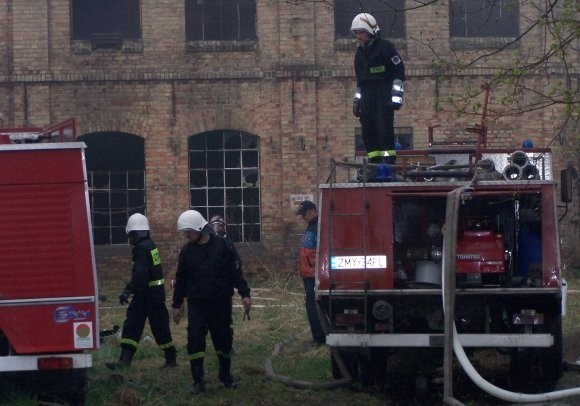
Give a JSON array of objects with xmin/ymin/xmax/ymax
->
[{"xmin": 1, "ymin": 1, "xmax": 578, "ymax": 277}]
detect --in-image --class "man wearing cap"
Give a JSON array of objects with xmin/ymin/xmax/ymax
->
[{"xmin": 296, "ymin": 200, "xmax": 325, "ymax": 345}]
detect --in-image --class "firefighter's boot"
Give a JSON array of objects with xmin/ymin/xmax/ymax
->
[
  {"xmin": 160, "ymin": 346, "xmax": 177, "ymax": 370},
  {"xmin": 218, "ymin": 356, "xmax": 238, "ymax": 389},
  {"xmin": 190, "ymin": 362, "xmax": 206, "ymax": 394},
  {"xmin": 106, "ymin": 347, "xmax": 135, "ymax": 370}
]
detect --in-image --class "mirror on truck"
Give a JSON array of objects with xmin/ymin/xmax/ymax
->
[{"xmin": 560, "ymin": 166, "xmax": 577, "ymax": 203}]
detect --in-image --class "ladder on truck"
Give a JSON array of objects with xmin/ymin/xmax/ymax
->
[
  {"xmin": 324, "ymin": 158, "xmax": 373, "ymax": 333},
  {"xmin": 0, "ymin": 118, "xmax": 76, "ymax": 144}
]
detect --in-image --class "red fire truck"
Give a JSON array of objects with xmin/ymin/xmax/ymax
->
[
  {"xmin": 0, "ymin": 119, "xmax": 98, "ymax": 403},
  {"xmin": 315, "ymin": 129, "xmax": 573, "ymax": 396}
]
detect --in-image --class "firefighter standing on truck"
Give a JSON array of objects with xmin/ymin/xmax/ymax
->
[
  {"xmin": 351, "ymin": 12, "xmax": 406, "ymax": 165},
  {"xmin": 106, "ymin": 213, "xmax": 177, "ymax": 370},
  {"xmin": 171, "ymin": 210, "xmax": 252, "ymax": 394}
]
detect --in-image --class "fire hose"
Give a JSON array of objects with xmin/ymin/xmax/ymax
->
[
  {"xmin": 442, "ymin": 186, "xmax": 580, "ymax": 403},
  {"xmin": 264, "ymin": 327, "xmax": 352, "ymax": 389}
]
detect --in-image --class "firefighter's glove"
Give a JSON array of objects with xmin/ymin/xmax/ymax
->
[
  {"xmin": 172, "ymin": 305, "xmax": 184, "ymax": 325},
  {"xmin": 389, "ymin": 101, "xmax": 402, "ymax": 111},
  {"xmin": 352, "ymin": 88, "xmax": 362, "ymax": 117},
  {"xmin": 119, "ymin": 289, "xmax": 131, "ymax": 305},
  {"xmin": 242, "ymin": 297, "xmax": 252, "ymax": 321}
]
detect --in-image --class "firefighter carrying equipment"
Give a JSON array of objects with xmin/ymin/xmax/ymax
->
[
  {"xmin": 350, "ymin": 13, "xmax": 380, "ymax": 35},
  {"xmin": 178, "ymin": 210, "xmax": 208, "ymax": 232},
  {"xmin": 126, "ymin": 213, "xmax": 150, "ymax": 233}
]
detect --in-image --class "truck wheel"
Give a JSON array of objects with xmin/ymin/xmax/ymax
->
[
  {"xmin": 330, "ymin": 348, "xmax": 358, "ymax": 381},
  {"xmin": 359, "ymin": 348, "xmax": 388, "ymax": 387},
  {"xmin": 509, "ymin": 347, "xmax": 562, "ymax": 393},
  {"xmin": 509, "ymin": 317, "xmax": 563, "ymax": 393},
  {"xmin": 36, "ymin": 368, "xmax": 88, "ymax": 405}
]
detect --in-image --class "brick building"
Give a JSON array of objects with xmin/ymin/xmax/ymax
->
[{"xmin": 1, "ymin": 1, "xmax": 578, "ymax": 276}]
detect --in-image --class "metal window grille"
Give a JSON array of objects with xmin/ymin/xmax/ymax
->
[
  {"xmin": 87, "ymin": 170, "xmax": 146, "ymax": 245},
  {"xmin": 185, "ymin": 0, "xmax": 257, "ymax": 41},
  {"xmin": 188, "ymin": 130, "xmax": 260, "ymax": 243}
]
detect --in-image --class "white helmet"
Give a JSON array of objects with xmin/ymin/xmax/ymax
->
[
  {"xmin": 126, "ymin": 213, "xmax": 150, "ymax": 234},
  {"xmin": 177, "ymin": 210, "xmax": 208, "ymax": 232},
  {"xmin": 350, "ymin": 13, "xmax": 380, "ymax": 35}
]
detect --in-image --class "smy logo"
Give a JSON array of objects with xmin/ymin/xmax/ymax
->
[{"xmin": 54, "ymin": 306, "xmax": 91, "ymax": 323}]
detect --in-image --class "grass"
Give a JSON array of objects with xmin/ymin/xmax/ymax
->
[
  {"xmin": 88, "ymin": 273, "xmax": 386, "ymax": 405},
  {"xmin": 2, "ymin": 267, "xmax": 579, "ymax": 405}
]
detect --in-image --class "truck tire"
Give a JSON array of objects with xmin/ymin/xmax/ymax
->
[
  {"xmin": 359, "ymin": 348, "xmax": 388, "ymax": 387},
  {"xmin": 509, "ymin": 318, "xmax": 563, "ymax": 393},
  {"xmin": 36, "ymin": 368, "xmax": 88, "ymax": 405}
]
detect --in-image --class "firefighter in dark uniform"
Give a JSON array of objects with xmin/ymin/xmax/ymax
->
[
  {"xmin": 351, "ymin": 12, "xmax": 406, "ymax": 165},
  {"xmin": 106, "ymin": 213, "xmax": 177, "ymax": 370},
  {"xmin": 171, "ymin": 210, "xmax": 252, "ymax": 394}
]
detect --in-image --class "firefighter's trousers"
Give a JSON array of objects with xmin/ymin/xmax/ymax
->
[
  {"xmin": 121, "ymin": 287, "xmax": 174, "ymax": 352},
  {"xmin": 186, "ymin": 296, "xmax": 233, "ymax": 367}
]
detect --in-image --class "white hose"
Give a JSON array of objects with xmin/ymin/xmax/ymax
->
[
  {"xmin": 450, "ymin": 325, "xmax": 580, "ymax": 402},
  {"xmin": 442, "ymin": 187, "xmax": 580, "ymax": 403}
]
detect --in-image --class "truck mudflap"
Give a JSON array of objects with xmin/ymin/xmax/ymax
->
[
  {"xmin": 326, "ymin": 333, "xmax": 553, "ymax": 347},
  {"xmin": 0, "ymin": 353, "xmax": 92, "ymax": 372}
]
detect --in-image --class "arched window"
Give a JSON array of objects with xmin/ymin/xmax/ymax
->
[
  {"xmin": 188, "ymin": 130, "xmax": 260, "ymax": 242},
  {"xmin": 79, "ymin": 132, "xmax": 145, "ymax": 245}
]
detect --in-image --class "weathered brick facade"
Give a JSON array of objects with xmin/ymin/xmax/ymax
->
[{"xmin": 1, "ymin": 1, "xmax": 578, "ymax": 277}]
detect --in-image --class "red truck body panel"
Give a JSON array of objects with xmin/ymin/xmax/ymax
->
[
  {"xmin": 0, "ymin": 143, "xmax": 99, "ymax": 355},
  {"xmin": 318, "ymin": 188, "xmax": 394, "ymax": 291}
]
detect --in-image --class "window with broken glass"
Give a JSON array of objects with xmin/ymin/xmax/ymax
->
[
  {"xmin": 188, "ymin": 130, "xmax": 260, "ymax": 243},
  {"xmin": 79, "ymin": 132, "xmax": 146, "ymax": 245}
]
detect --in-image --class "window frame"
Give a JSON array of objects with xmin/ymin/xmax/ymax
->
[
  {"xmin": 185, "ymin": 0, "xmax": 257, "ymax": 42},
  {"xmin": 188, "ymin": 130, "xmax": 261, "ymax": 243},
  {"xmin": 87, "ymin": 170, "xmax": 146, "ymax": 245},
  {"xmin": 79, "ymin": 132, "xmax": 146, "ymax": 245},
  {"xmin": 70, "ymin": 0, "xmax": 142, "ymax": 51},
  {"xmin": 449, "ymin": 0, "xmax": 519, "ymax": 39}
]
